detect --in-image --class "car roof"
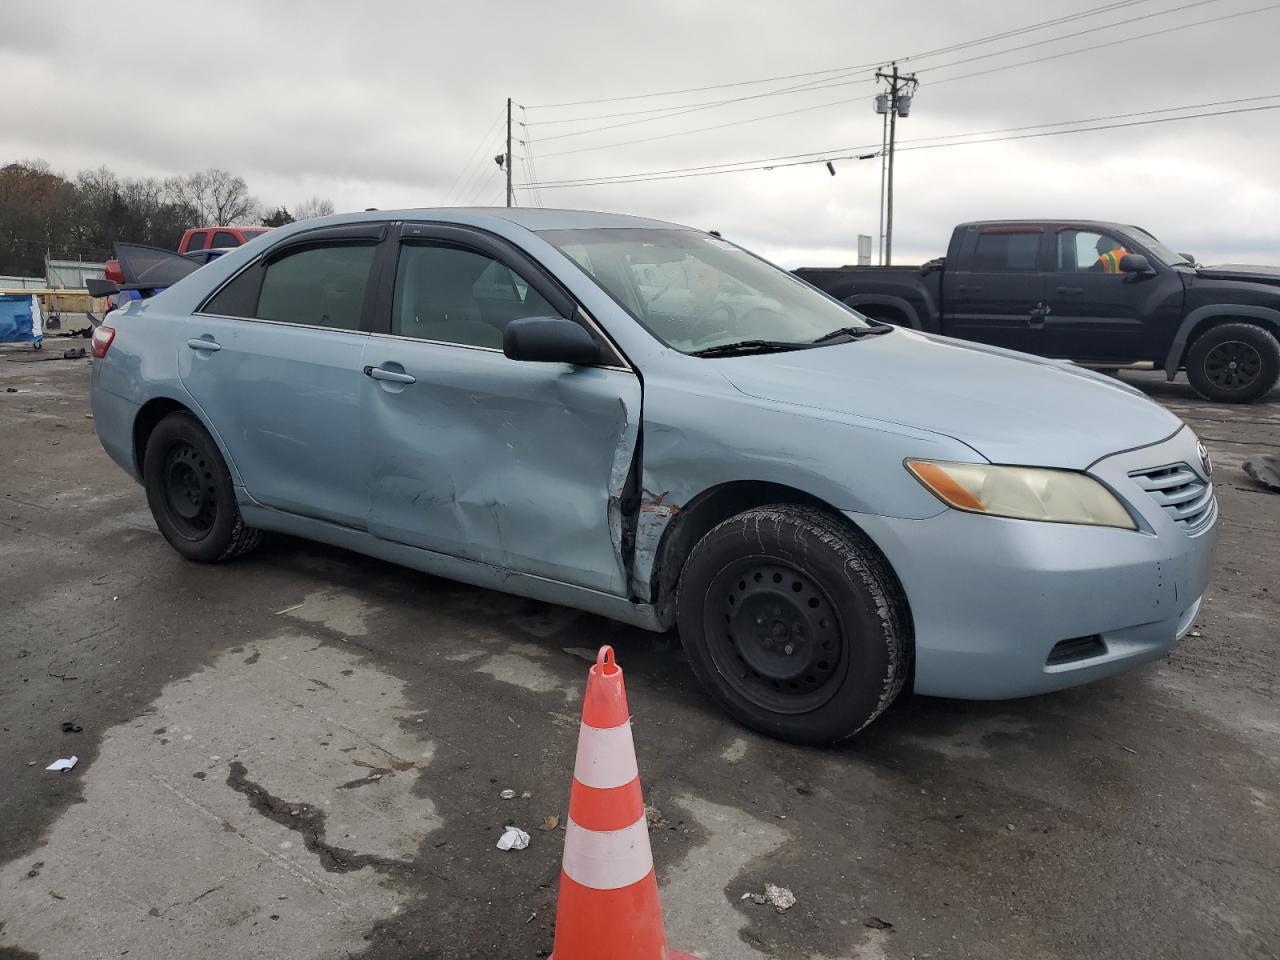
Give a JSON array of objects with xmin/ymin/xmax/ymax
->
[{"xmin": 296, "ymin": 207, "xmax": 696, "ymax": 233}]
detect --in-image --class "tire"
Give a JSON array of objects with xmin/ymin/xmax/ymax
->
[
  {"xmin": 142, "ymin": 412, "xmax": 262, "ymax": 563},
  {"xmin": 676, "ymin": 505, "xmax": 910, "ymax": 744},
  {"xmin": 1185, "ymin": 322, "xmax": 1280, "ymax": 404}
]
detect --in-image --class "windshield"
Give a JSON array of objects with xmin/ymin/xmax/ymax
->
[
  {"xmin": 1120, "ymin": 226, "xmax": 1190, "ymax": 267},
  {"xmin": 537, "ymin": 227, "xmax": 871, "ymax": 353}
]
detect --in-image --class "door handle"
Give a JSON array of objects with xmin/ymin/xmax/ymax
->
[
  {"xmin": 363, "ymin": 365, "xmax": 416, "ymax": 385},
  {"xmin": 187, "ymin": 338, "xmax": 221, "ymax": 352},
  {"xmin": 1054, "ymin": 286, "xmax": 1084, "ymax": 295}
]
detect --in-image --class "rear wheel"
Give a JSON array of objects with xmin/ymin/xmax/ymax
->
[
  {"xmin": 676, "ymin": 505, "xmax": 910, "ymax": 743},
  {"xmin": 142, "ymin": 412, "xmax": 261, "ymax": 562},
  {"xmin": 1185, "ymin": 322, "xmax": 1280, "ymax": 403}
]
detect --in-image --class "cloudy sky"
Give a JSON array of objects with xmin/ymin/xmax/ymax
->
[{"xmin": 4, "ymin": 0, "xmax": 1279, "ymax": 266}]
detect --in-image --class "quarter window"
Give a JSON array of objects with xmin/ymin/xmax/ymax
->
[
  {"xmin": 391, "ymin": 244, "xmax": 560, "ymax": 348},
  {"xmin": 972, "ymin": 232, "xmax": 1041, "ymax": 271},
  {"xmin": 256, "ymin": 244, "xmax": 375, "ymax": 330}
]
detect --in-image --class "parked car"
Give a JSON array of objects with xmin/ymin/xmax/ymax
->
[
  {"xmin": 88, "ymin": 209, "xmax": 1217, "ymax": 742},
  {"xmin": 796, "ymin": 220, "xmax": 1280, "ymax": 403},
  {"xmin": 183, "ymin": 248, "xmax": 234, "ymax": 267}
]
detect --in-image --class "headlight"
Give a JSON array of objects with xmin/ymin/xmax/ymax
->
[{"xmin": 905, "ymin": 460, "xmax": 1136, "ymax": 529}]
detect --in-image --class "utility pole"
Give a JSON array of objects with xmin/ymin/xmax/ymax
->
[
  {"xmin": 505, "ymin": 97, "xmax": 514, "ymax": 208},
  {"xmin": 873, "ymin": 63, "xmax": 917, "ymax": 266}
]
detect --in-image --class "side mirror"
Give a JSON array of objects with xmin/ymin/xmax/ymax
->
[
  {"xmin": 85, "ymin": 278, "xmax": 120, "ymax": 298},
  {"xmin": 503, "ymin": 316, "xmax": 602, "ymax": 366},
  {"xmin": 1119, "ymin": 254, "xmax": 1155, "ymax": 277}
]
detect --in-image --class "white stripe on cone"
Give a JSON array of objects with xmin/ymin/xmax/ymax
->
[
  {"xmin": 562, "ymin": 817, "xmax": 654, "ymax": 890},
  {"xmin": 573, "ymin": 721, "xmax": 639, "ymax": 790}
]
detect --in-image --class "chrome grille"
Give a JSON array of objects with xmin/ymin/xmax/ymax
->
[{"xmin": 1129, "ymin": 462, "xmax": 1215, "ymax": 533}]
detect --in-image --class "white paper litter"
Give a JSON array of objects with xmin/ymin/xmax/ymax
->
[
  {"xmin": 46, "ymin": 756, "xmax": 78, "ymax": 772},
  {"xmin": 500, "ymin": 789, "xmax": 517, "ymax": 800},
  {"xmin": 745, "ymin": 883, "xmax": 796, "ymax": 912},
  {"xmin": 496, "ymin": 825, "xmax": 530, "ymax": 851}
]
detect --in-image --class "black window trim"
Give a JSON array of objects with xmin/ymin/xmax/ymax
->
[
  {"xmin": 195, "ymin": 222, "xmax": 390, "ymax": 333},
  {"xmin": 377, "ymin": 221, "xmax": 632, "ymax": 371}
]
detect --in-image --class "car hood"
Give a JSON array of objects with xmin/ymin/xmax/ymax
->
[
  {"xmin": 715, "ymin": 329, "xmax": 1181, "ymax": 469},
  {"xmin": 1195, "ymin": 263, "xmax": 1280, "ymax": 288}
]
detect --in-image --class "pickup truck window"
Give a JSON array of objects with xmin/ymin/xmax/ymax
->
[
  {"xmin": 972, "ymin": 232, "xmax": 1040, "ymax": 271},
  {"xmin": 1057, "ymin": 230, "xmax": 1130, "ymax": 272},
  {"xmin": 539, "ymin": 227, "xmax": 872, "ymax": 354},
  {"xmin": 186, "ymin": 231, "xmax": 207, "ymax": 252}
]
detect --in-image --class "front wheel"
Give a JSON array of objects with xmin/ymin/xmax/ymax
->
[
  {"xmin": 676, "ymin": 505, "xmax": 910, "ymax": 743},
  {"xmin": 1185, "ymin": 322, "xmax": 1280, "ymax": 403},
  {"xmin": 142, "ymin": 412, "xmax": 262, "ymax": 562}
]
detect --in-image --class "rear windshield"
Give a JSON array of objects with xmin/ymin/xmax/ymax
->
[{"xmin": 537, "ymin": 227, "xmax": 870, "ymax": 353}]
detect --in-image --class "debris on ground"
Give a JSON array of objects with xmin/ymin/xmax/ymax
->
[
  {"xmin": 1244, "ymin": 454, "xmax": 1280, "ymax": 493},
  {"xmin": 864, "ymin": 916, "xmax": 894, "ymax": 930},
  {"xmin": 645, "ymin": 803, "xmax": 671, "ymax": 829},
  {"xmin": 60, "ymin": 722, "xmax": 82, "ymax": 733},
  {"xmin": 500, "ymin": 789, "xmax": 517, "ymax": 800},
  {"xmin": 742, "ymin": 883, "xmax": 796, "ymax": 913},
  {"xmin": 539, "ymin": 815, "xmax": 559, "ymax": 831},
  {"xmin": 45, "ymin": 756, "xmax": 78, "ymax": 772},
  {"xmin": 62, "ymin": 347, "xmax": 86, "ymax": 360},
  {"xmin": 496, "ymin": 825, "xmax": 530, "ymax": 851}
]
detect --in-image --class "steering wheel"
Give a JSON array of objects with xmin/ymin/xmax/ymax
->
[{"xmin": 685, "ymin": 301, "xmax": 737, "ymax": 349}]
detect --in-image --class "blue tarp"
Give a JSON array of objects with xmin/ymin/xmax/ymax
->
[{"xmin": 0, "ymin": 294, "xmax": 42, "ymax": 346}]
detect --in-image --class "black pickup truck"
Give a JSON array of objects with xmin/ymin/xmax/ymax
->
[{"xmin": 796, "ymin": 220, "xmax": 1280, "ymax": 403}]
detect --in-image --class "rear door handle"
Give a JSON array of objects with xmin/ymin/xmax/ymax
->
[
  {"xmin": 363, "ymin": 365, "xmax": 416, "ymax": 384},
  {"xmin": 187, "ymin": 337, "xmax": 221, "ymax": 352},
  {"xmin": 1054, "ymin": 286, "xmax": 1084, "ymax": 295}
]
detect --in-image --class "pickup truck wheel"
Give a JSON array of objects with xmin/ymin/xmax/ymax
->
[
  {"xmin": 1186, "ymin": 322, "xmax": 1280, "ymax": 403},
  {"xmin": 676, "ymin": 505, "xmax": 910, "ymax": 744},
  {"xmin": 142, "ymin": 412, "xmax": 262, "ymax": 563}
]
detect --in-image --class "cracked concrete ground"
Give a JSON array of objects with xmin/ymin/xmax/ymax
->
[{"xmin": 0, "ymin": 354, "xmax": 1277, "ymax": 960}]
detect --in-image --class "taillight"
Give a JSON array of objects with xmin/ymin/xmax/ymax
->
[{"xmin": 91, "ymin": 325, "xmax": 116, "ymax": 359}]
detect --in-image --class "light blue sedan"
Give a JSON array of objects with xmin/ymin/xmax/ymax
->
[{"xmin": 88, "ymin": 209, "xmax": 1217, "ymax": 742}]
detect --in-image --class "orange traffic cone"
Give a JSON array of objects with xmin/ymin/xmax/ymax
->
[{"xmin": 551, "ymin": 646, "xmax": 696, "ymax": 960}]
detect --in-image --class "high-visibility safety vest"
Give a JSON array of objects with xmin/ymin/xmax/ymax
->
[{"xmin": 1097, "ymin": 247, "xmax": 1128, "ymax": 273}]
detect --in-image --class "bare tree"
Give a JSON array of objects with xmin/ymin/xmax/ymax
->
[
  {"xmin": 294, "ymin": 196, "xmax": 336, "ymax": 221},
  {"xmin": 169, "ymin": 169, "xmax": 257, "ymax": 225}
]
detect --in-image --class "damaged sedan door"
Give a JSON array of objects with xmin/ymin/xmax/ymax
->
[{"xmin": 360, "ymin": 223, "xmax": 641, "ymax": 596}]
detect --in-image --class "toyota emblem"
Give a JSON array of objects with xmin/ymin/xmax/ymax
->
[{"xmin": 1198, "ymin": 441, "xmax": 1213, "ymax": 479}]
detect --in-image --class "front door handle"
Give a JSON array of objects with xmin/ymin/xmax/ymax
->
[
  {"xmin": 1054, "ymin": 286, "xmax": 1085, "ymax": 295},
  {"xmin": 363, "ymin": 365, "xmax": 416, "ymax": 385},
  {"xmin": 187, "ymin": 337, "xmax": 221, "ymax": 352}
]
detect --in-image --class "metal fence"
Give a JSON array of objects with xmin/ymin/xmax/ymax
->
[{"xmin": 45, "ymin": 258, "xmax": 105, "ymax": 289}]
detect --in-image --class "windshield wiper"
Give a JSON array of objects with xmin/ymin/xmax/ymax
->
[
  {"xmin": 810, "ymin": 324, "xmax": 894, "ymax": 345},
  {"xmin": 689, "ymin": 339, "xmax": 809, "ymax": 358}
]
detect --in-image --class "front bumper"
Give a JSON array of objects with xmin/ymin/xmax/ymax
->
[{"xmin": 849, "ymin": 427, "xmax": 1218, "ymax": 699}]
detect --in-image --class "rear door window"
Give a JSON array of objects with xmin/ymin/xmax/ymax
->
[
  {"xmin": 185, "ymin": 231, "xmax": 208, "ymax": 251},
  {"xmin": 972, "ymin": 231, "xmax": 1042, "ymax": 271},
  {"xmin": 255, "ymin": 244, "xmax": 376, "ymax": 330},
  {"xmin": 211, "ymin": 230, "xmax": 240, "ymax": 248}
]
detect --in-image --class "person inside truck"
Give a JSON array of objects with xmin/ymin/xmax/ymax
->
[{"xmin": 1092, "ymin": 235, "xmax": 1131, "ymax": 274}]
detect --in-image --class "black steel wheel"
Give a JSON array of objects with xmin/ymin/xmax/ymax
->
[
  {"xmin": 706, "ymin": 559, "xmax": 846, "ymax": 715},
  {"xmin": 143, "ymin": 411, "xmax": 262, "ymax": 563},
  {"xmin": 1186, "ymin": 322, "xmax": 1280, "ymax": 404},
  {"xmin": 677, "ymin": 505, "xmax": 911, "ymax": 743}
]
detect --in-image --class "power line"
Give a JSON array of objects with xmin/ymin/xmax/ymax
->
[
  {"xmin": 926, "ymin": 1, "xmax": 1280, "ymax": 85},
  {"xmin": 519, "ymin": 98, "xmax": 1280, "ymax": 189},
  {"xmin": 524, "ymin": 0, "xmax": 1159, "ymax": 109},
  {"xmin": 443, "ymin": 107, "xmax": 505, "ymax": 205},
  {"xmin": 530, "ymin": 1, "xmax": 1278, "ymax": 162}
]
